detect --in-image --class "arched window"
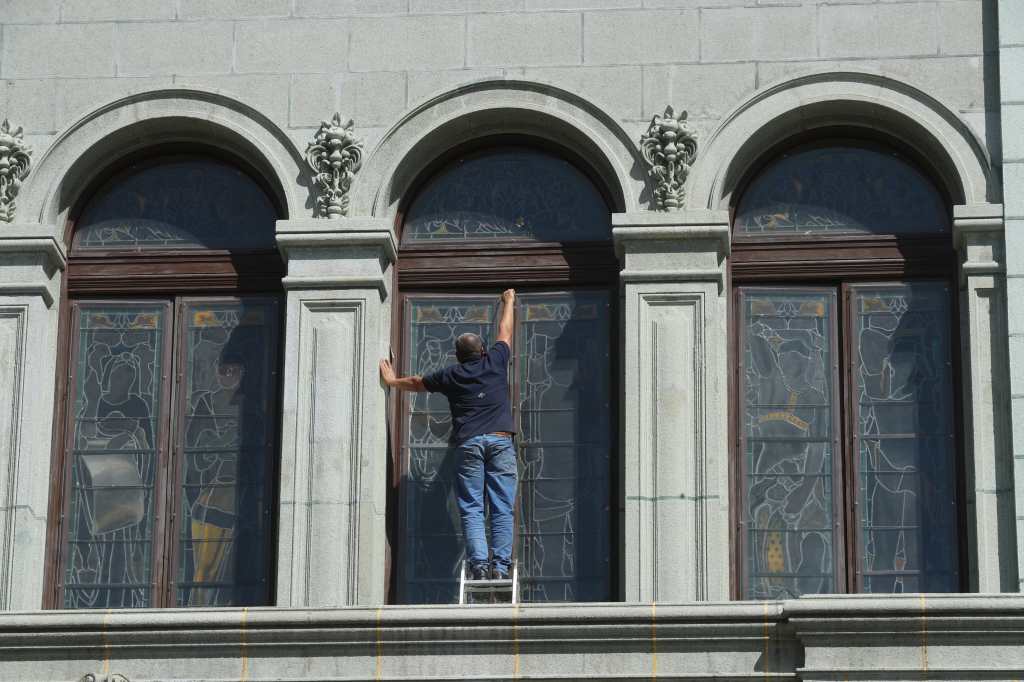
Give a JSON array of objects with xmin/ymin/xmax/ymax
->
[
  {"xmin": 394, "ymin": 143, "xmax": 617, "ymax": 604},
  {"xmin": 47, "ymin": 152, "xmax": 284, "ymax": 609},
  {"xmin": 731, "ymin": 138, "xmax": 961, "ymax": 599}
]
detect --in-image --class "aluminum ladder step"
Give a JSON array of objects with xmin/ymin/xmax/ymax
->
[{"xmin": 458, "ymin": 560, "xmax": 519, "ymax": 605}]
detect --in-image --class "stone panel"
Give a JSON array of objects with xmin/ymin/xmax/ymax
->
[
  {"xmin": 290, "ymin": 299, "xmax": 364, "ymax": 607},
  {"xmin": 938, "ymin": 0, "xmax": 986, "ymax": 56},
  {"xmin": 583, "ymin": 10, "xmax": 698, "ymax": 65},
  {"xmin": 4, "ymin": 80, "xmax": 57, "ymax": 135},
  {"xmin": 179, "ymin": 0, "xmax": 292, "ymax": 19},
  {"xmin": 55, "ymin": 76, "xmax": 173, "ymax": 129},
  {"xmin": 294, "ymin": 0, "xmax": 409, "ymax": 16},
  {"xmin": 0, "ymin": 307, "xmax": 27, "ymax": 611},
  {"xmin": 288, "ymin": 74, "xmax": 339, "ymax": 127},
  {"xmin": 1006, "ymin": 163, "xmax": 1024, "ymax": 218},
  {"xmin": 1001, "ymin": 0, "xmax": 1024, "ymax": 46},
  {"xmin": 701, "ymin": 6, "xmax": 817, "ymax": 63},
  {"xmin": 1004, "ymin": 106, "xmax": 1024, "ymax": 161},
  {"xmin": 350, "ymin": 14, "xmax": 466, "ymax": 71},
  {"xmin": 236, "ymin": 19, "xmax": 350, "ymax": 73},
  {"xmin": 530, "ymin": 0, "xmax": 639, "ymax": 7},
  {"xmin": 468, "ymin": 12, "xmax": 582, "ymax": 67},
  {"xmin": 339, "ymin": 71, "xmax": 409, "ymax": 126},
  {"xmin": 60, "ymin": 0, "xmax": 175, "ymax": 21},
  {"xmin": 2, "ymin": 0, "xmax": 60, "ymax": 23},
  {"xmin": 1003, "ymin": 47, "xmax": 1024, "ymax": 102},
  {"xmin": 820, "ymin": 2, "xmax": 938, "ymax": 59},
  {"xmin": 405, "ymin": 68, "xmax": 505, "ymax": 106},
  {"xmin": 2, "ymin": 24, "xmax": 115, "ymax": 79},
  {"xmin": 642, "ymin": 62, "xmax": 755, "ymax": 119},
  {"xmin": 522, "ymin": 66, "xmax": 641, "ymax": 119},
  {"xmin": 171, "ymin": 74, "xmax": 292, "ymax": 126},
  {"xmin": 117, "ymin": 21, "xmax": 234, "ymax": 76}
]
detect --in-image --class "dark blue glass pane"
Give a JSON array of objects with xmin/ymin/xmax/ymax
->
[
  {"xmin": 853, "ymin": 282, "xmax": 958, "ymax": 593},
  {"xmin": 403, "ymin": 150, "xmax": 610, "ymax": 243},
  {"xmin": 64, "ymin": 304, "xmax": 167, "ymax": 609},
  {"xmin": 740, "ymin": 290, "xmax": 837, "ymax": 600},
  {"xmin": 735, "ymin": 146, "xmax": 948, "ymax": 236},
  {"xmin": 75, "ymin": 158, "xmax": 277, "ymax": 250}
]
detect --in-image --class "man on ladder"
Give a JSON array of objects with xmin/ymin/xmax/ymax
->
[{"xmin": 380, "ymin": 289, "xmax": 519, "ymax": 597}]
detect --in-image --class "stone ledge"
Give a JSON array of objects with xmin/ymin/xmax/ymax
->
[{"xmin": 1, "ymin": 596, "xmax": 1024, "ymax": 681}]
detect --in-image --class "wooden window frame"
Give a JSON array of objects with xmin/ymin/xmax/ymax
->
[
  {"xmin": 387, "ymin": 139, "xmax": 621, "ymax": 604},
  {"xmin": 728, "ymin": 136, "xmax": 967, "ymax": 600},
  {"xmin": 43, "ymin": 150, "xmax": 286, "ymax": 609}
]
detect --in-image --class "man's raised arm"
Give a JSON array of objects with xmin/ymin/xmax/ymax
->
[
  {"xmin": 379, "ymin": 358, "xmax": 426, "ymax": 392},
  {"xmin": 497, "ymin": 288, "xmax": 515, "ymax": 348}
]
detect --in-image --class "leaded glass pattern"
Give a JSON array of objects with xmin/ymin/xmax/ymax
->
[
  {"xmin": 734, "ymin": 145, "xmax": 949, "ymax": 236},
  {"xmin": 402, "ymin": 149, "xmax": 610, "ymax": 243},
  {"xmin": 176, "ymin": 299, "xmax": 279, "ymax": 606},
  {"xmin": 401, "ymin": 298, "xmax": 497, "ymax": 604},
  {"xmin": 64, "ymin": 304, "xmax": 168, "ymax": 609},
  {"xmin": 516, "ymin": 292, "xmax": 611, "ymax": 602},
  {"xmin": 852, "ymin": 283, "xmax": 958, "ymax": 593},
  {"xmin": 740, "ymin": 290, "xmax": 837, "ymax": 600},
  {"xmin": 74, "ymin": 158, "xmax": 277, "ymax": 251},
  {"xmin": 399, "ymin": 292, "xmax": 612, "ymax": 604}
]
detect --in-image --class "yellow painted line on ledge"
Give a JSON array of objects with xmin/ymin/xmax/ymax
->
[
  {"xmin": 513, "ymin": 602, "xmax": 521, "ymax": 679},
  {"xmin": 919, "ymin": 594, "xmax": 928, "ymax": 673},
  {"xmin": 102, "ymin": 608, "xmax": 112, "ymax": 675},
  {"xmin": 651, "ymin": 601, "xmax": 657, "ymax": 679},
  {"xmin": 240, "ymin": 607, "xmax": 249, "ymax": 681},
  {"xmin": 375, "ymin": 606, "xmax": 384, "ymax": 680},
  {"xmin": 763, "ymin": 601, "xmax": 772, "ymax": 679}
]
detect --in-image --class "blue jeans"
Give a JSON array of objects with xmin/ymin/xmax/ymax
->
[{"xmin": 455, "ymin": 434, "xmax": 518, "ymax": 573}]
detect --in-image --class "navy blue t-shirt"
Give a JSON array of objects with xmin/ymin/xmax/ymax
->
[{"xmin": 421, "ymin": 341, "xmax": 515, "ymax": 445}]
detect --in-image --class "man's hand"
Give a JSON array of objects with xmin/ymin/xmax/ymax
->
[
  {"xmin": 379, "ymin": 358, "xmax": 397, "ymax": 386},
  {"xmin": 380, "ymin": 358, "xmax": 426, "ymax": 392},
  {"xmin": 497, "ymin": 288, "xmax": 515, "ymax": 347}
]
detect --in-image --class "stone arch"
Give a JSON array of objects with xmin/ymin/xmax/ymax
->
[
  {"xmin": 690, "ymin": 70, "xmax": 994, "ymax": 211},
  {"xmin": 350, "ymin": 78, "xmax": 647, "ymax": 221},
  {"xmin": 21, "ymin": 88, "xmax": 307, "ymax": 236}
]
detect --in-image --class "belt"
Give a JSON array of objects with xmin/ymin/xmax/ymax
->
[{"xmin": 490, "ymin": 431, "xmax": 513, "ymax": 437}]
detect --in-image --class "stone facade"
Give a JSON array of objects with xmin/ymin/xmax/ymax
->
[{"xmin": 0, "ymin": 1, "xmax": 1019, "ymax": 680}]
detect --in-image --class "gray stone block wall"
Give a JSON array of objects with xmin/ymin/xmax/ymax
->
[{"xmin": 0, "ymin": 0, "xmax": 996, "ymax": 175}]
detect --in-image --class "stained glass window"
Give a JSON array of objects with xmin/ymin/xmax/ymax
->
[
  {"xmin": 398, "ymin": 292, "xmax": 612, "ymax": 603},
  {"xmin": 852, "ymin": 283, "xmax": 958, "ymax": 593},
  {"xmin": 74, "ymin": 158, "xmax": 277, "ymax": 251},
  {"xmin": 739, "ymin": 290, "xmax": 838, "ymax": 600},
  {"xmin": 61, "ymin": 298, "xmax": 279, "ymax": 609},
  {"xmin": 64, "ymin": 303, "xmax": 168, "ymax": 609},
  {"xmin": 734, "ymin": 145, "xmax": 949, "ymax": 236},
  {"xmin": 402, "ymin": 149, "xmax": 611, "ymax": 243},
  {"xmin": 176, "ymin": 299, "xmax": 280, "ymax": 607}
]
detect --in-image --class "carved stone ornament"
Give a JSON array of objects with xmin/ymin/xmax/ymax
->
[
  {"xmin": 79, "ymin": 675, "xmax": 130, "ymax": 682},
  {"xmin": 0, "ymin": 119, "xmax": 32, "ymax": 223},
  {"xmin": 639, "ymin": 106, "xmax": 698, "ymax": 211},
  {"xmin": 305, "ymin": 112, "xmax": 363, "ymax": 218}
]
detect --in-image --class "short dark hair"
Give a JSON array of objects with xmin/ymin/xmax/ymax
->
[{"xmin": 455, "ymin": 333, "xmax": 484, "ymax": 363}]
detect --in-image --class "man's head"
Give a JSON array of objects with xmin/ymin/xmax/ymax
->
[{"xmin": 455, "ymin": 332, "xmax": 485, "ymax": 363}]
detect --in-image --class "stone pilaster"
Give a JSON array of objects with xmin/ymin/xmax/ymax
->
[
  {"xmin": 0, "ymin": 223, "xmax": 64, "ymax": 610},
  {"xmin": 954, "ymin": 204, "xmax": 1019, "ymax": 592},
  {"xmin": 274, "ymin": 217, "xmax": 394, "ymax": 607},
  {"xmin": 613, "ymin": 210, "xmax": 730, "ymax": 602}
]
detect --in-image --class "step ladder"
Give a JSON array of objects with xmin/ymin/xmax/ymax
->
[{"xmin": 458, "ymin": 561, "xmax": 519, "ymax": 605}]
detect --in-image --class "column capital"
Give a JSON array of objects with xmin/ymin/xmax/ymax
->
[
  {"xmin": 0, "ymin": 223, "xmax": 66, "ymax": 307},
  {"xmin": 612, "ymin": 210, "xmax": 730, "ymax": 286},
  {"xmin": 275, "ymin": 218, "xmax": 395, "ymax": 294},
  {"xmin": 953, "ymin": 204, "xmax": 1004, "ymax": 285}
]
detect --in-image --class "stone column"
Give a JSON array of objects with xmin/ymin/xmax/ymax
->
[
  {"xmin": 955, "ymin": 204, "xmax": 1019, "ymax": 592},
  {"xmin": 0, "ymin": 223, "xmax": 64, "ymax": 610},
  {"xmin": 614, "ymin": 210, "xmax": 731, "ymax": 602},
  {"xmin": 274, "ymin": 217, "xmax": 394, "ymax": 607}
]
